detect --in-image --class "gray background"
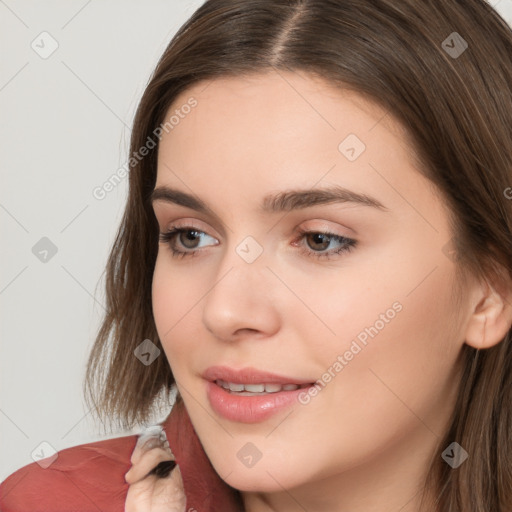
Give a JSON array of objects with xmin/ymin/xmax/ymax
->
[
  {"xmin": 0, "ymin": 0, "xmax": 204, "ymax": 482},
  {"xmin": 1, "ymin": 0, "xmax": 512, "ymax": 483}
]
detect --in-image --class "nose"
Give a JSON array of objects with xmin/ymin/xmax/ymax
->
[{"xmin": 201, "ymin": 242, "xmax": 281, "ymax": 343}]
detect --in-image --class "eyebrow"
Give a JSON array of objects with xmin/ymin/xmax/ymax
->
[{"xmin": 150, "ymin": 185, "xmax": 389, "ymax": 216}]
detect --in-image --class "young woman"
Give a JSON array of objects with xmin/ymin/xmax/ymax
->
[{"xmin": 2, "ymin": 0, "xmax": 512, "ymax": 511}]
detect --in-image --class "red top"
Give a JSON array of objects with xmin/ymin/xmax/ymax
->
[{"xmin": 0, "ymin": 400, "xmax": 244, "ymax": 511}]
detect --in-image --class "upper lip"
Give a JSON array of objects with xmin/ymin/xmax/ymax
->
[{"xmin": 202, "ymin": 365, "xmax": 314, "ymax": 385}]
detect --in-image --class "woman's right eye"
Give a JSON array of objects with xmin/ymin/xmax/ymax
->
[{"xmin": 159, "ymin": 227, "xmax": 218, "ymax": 259}]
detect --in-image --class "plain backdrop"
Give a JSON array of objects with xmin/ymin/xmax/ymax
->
[{"xmin": 1, "ymin": 0, "xmax": 512, "ymax": 483}]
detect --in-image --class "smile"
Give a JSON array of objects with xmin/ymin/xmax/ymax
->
[{"xmin": 215, "ymin": 379, "xmax": 311, "ymax": 395}]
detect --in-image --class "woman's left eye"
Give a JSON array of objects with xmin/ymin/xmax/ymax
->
[{"xmin": 158, "ymin": 226, "xmax": 357, "ymax": 260}]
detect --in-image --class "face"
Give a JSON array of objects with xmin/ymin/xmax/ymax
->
[{"xmin": 151, "ymin": 70, "xmax": 470, "ymax": 508}]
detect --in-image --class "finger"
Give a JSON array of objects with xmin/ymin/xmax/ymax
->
[
  {"xmin": 131, "ymin": 426, "xmax": 169, "ymax": 466},
  {"xmin": 125, "ymin": 481, "xmax": 152, "ymax": 512},
  {"xmin": 151, "ymin": 465, "xmax": 187, "ymax": 512},
  {"xmin": 125, "ymin": 446, "xmax": 175, "ymax": 484},
  {"xmin": 131, "ymin": 436, "xmax": 171, "ymax": 466},
  {"xmin": 125, "ymin": 465, "xmax": 186, "ymax": 512}
]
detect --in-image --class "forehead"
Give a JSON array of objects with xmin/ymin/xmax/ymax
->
[
  {"xmin": 167, "ymin": 70, "xmax": 409, "ymax": 140},
  {"xmin": 157, "ymin": 70, "xmax": 417, "ymax": 172},
  {"xmin": 153, "ymin": 70, "xmax": 443, "ymax": 225}
]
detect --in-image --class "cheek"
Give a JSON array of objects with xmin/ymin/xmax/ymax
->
[
  {"xmin": 151, "ymin": 255, "xmax": 197, "ymax": 362},
  {"xmin": 152, "ymin": 257, "xmax": 172, "ymax": 336},
  {"xmin": 314, "ymin": 242, "xmax": 463, "ymax": 436},
  {"xmin": 365, "ymin": 261, "xmax": 462, "ymax": 396}
]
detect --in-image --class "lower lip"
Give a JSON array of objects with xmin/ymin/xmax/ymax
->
[{"xmin": 206, "ymin": 380, "xmax": 313, "ymax": 423}]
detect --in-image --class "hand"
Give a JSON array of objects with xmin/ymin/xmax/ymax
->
[{"xmin": 124, "ymin": 426, "xmax": 187, "ymax": 512}]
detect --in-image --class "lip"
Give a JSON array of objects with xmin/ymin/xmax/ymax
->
[
  {"xmin": 202, "ymin": 365, "xmax": 316, "ymax": 423},
  {"xmin": 202, "ymin": 365, "xmax": 314, "ymax": 385}
]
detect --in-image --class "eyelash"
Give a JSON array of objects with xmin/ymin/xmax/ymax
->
[{"xmin": 158, "ymin": 225, "xmax": 357, "ymax": 261}]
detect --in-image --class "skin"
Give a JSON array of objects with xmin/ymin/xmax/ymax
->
[
  {"xmin": 147, "ymin": 70, "xmax": 512, "ymax": 512},
  {"xmin": 125, "ymin": 430, "xmax": 185, "ymax": 512}
]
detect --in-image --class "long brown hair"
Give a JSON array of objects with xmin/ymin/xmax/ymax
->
[{"xmin": 84, "ymin": 1, "xmax": 512, "ymax": 509}]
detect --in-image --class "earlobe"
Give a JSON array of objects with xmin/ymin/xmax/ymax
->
[
  {"xmin": 464, "ymin": 311, "xmax": 487, "ymax": 349},
  {"xmin": 464, "ymin": 281, "xmax": 512, "ymax": 349}
]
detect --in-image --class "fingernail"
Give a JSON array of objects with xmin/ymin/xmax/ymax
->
[
  {"xmin": 136, "ymin": 425, "xmax": 166, "ymax": 449},
  {"xmin": 141, "ymin": 437, "xmax": 162, "ymax": 451},
  {"xmin": 141, "ymin": 425, "xmax": 164, "ymax": 437}
]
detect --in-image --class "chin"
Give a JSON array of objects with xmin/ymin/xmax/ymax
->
[
  {"xmin": 215, "ymin": 458, "xmax": 306, "ymax": 493},
  {"xmin": 225, "ymin": 473, "xmax": 295, "ymax": 493}
]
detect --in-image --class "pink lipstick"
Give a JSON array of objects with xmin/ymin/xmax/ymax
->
[{"xmin": 202, "ymin": 366, "xmax": 315, "ymax": 423}]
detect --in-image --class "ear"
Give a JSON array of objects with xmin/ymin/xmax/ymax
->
[{"xmin": 464, "ymin": 272, "xmax": 512, "ymax": 349}]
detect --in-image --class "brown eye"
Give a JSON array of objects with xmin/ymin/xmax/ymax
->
[
  {"xmin": 177, "ymin": 229, "xmax": 202, "ymax": 249},
  {"xmin": 294, "ymin": 228, "xmax": 357, "ymax": 260},
  {"xmin": 159, "ymin": 226, "xmax": 219, "ymax": 259},
  {"xmin": 305, "ymin": 232, "xmax": 332, "ymax": 252},
  {"xmin": 159, "ymin": 226, "xmax": 356, "ymax": 261}
]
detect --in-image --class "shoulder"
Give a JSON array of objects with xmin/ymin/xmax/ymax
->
[{"xmin": 0, "ymin": 433, "xmax": 138, "ymax": 512}]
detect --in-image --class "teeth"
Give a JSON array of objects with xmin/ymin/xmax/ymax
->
[
  {"xmin": 264, "ymin": 383, "xmax": 284, "ymax": 393},
  {"xmin": 244, "ymin": 383, "xmax": 265, "ymax": 392},
  {"xmin": 282, "ymin": 384, "xmax": 299, "ymax": 391},
  {"xmin": 216, "ymin": 379, "xmax": 302, "ymax": 393}
]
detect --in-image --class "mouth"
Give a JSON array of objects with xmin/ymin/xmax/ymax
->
[
  {"xmin": 202, "ymin": 365, "xmax": 315, "ymax": 386},
  {"xmin": 205, "ymin": 378, "xmax": 317, "ymax": 423},
  {"xmin": 214, "ymin": 379, "xmax": 313, "ymax": 396},
  {"xmin": 202, "ymin": 366, "xmax": 317, "ymax": 422}
]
